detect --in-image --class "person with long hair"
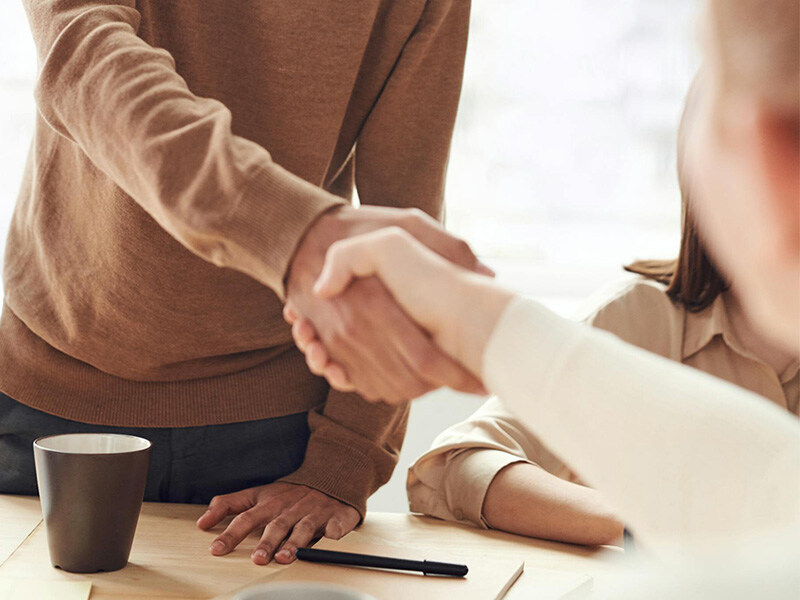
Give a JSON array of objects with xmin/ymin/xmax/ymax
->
[
  {"xmin": 404, "ymin": 79, "xmax": 797, "ymax": 547},
  {"xmin": 286, "ymin": 0, "xmax": 800, "ymax": 595}
]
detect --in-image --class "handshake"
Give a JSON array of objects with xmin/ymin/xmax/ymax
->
[{"xmin": 284, "ymin": 205, "xmax": 514, "ymax": 404}]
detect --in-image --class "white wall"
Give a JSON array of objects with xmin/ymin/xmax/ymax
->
[{"xmin": 0, "ymin": 3, "xmax": 36, "ymax": 274}]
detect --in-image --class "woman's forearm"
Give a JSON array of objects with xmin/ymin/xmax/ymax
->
[
  {"xmin": 482, "ymin": 462, "xmax": 624, "ymax": 546},
  {"xmin": 483, "ymin": 296, "xmax": 800, "ymax": 549}
]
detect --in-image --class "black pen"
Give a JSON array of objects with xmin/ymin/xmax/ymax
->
[{"xmin": 295, "ymin": 547, "xmax": 468, "ymax": 577}]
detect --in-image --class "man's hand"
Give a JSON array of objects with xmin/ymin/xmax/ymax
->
[
  {"xmin": 196, "ymin": 482, "xmax": 360, "ymax": 565},
  {"xmin": 285, "ymin": 206, "xmax": 490, "ymax": 403},
  {"xmin": 287, "ymin": 228, "xmax": 513, "ymax": 397}
]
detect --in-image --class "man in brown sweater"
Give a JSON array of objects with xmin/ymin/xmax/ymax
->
[{"xmin": 0, "ymin": 0, "xmax": 484, "ymax": 565}]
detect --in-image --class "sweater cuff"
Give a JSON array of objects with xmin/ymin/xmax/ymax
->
[
  {"xmin": 278, "ymin": 436, "xmax": 375, "ymax": 520},
  {"xmin": 444, "ymin": 448, "xmax": 531, "ymax": 528},
  {"xmin": 215, "ymin": 163, "xmax": 345, "ymax": 299}
]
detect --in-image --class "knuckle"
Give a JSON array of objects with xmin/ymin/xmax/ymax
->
[
  {"xmin": 293, "ymin": 520, "xmax": 317, "ymax": 537},
  {"xmin": 403, "ymin": 207, "xmax": 427, "ymax": 224},
  {"xmin": 208, "ymin": 495, "xmax": 228, "ymax": 509},
  {"xmin": 357, "ymin": 389, "xmax": 381, "ymax": 403},
  {"xmin": 452, "ymin": 238, "xmax": 474, "ymax": 260},
  {"xmin": 384, "ymin": 225, "xmax": 410, "ymax": 243},
  {"xmin": 271, "ymin": 515, "xmax": 294, "ymax": 531},
  {"xmin": 259, "ymin": 498, "xmax": 281, "ymax": 515},
  {"xmin": 232, "ymin": 512, "xmax": 256, "ymax": 529}
]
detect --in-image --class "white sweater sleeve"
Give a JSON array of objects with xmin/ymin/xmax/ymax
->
[{"xmin": 483, "ymin": 297, "xmax": 800, "ymax": 550}]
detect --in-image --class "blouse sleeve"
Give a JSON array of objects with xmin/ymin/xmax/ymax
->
[
  {"xmin": 407, "ymin": 396, "xmax": 579, "ymax": 527},
  {"xmin": 483, "ymin": 296, "xmax": 800, "ymax": 551}
]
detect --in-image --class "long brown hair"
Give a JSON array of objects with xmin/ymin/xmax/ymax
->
[{"xmin": 625, "ymin": 76, "xmax": 729, "ymax": 312}]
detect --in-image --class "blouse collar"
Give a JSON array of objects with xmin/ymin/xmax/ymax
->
[{"xmin": 682, "ymin": 292, "xmax": 800, "ymax": 384}]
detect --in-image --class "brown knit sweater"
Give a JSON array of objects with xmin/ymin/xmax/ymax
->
[{"xmin": 2, "ymin": 0, "xmax": 469, "ymax": 515}]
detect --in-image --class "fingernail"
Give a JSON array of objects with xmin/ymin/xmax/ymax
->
[
  {"xmin": 210, "ymin": 541, "xmax": 225, "ymax": 554},
  {"xmin": 252, "ymin": 549, "xmax": 268, "ymax": 562},
  {"xmin": 276, "ymin": 549, "xmax": 292, "ymax": 560}
]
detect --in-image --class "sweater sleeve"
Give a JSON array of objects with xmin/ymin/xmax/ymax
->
[
  {"xmin": 354, "ymin": 0, "xmax": 470, "ymax": 218},
  {"xmin": 279, "ymin": 390, "xmax": 409, "ymax": 519},
  {"xmin": 279, "ymin": 0, "xmax": 470, "ymax": 514},
  {"xmin": 24, "ymin": 0, "xmax": 344, "ymax": 297},
  {"xmin": 483, "ymin": 297, "xmax": 800, "ymax": 551}
]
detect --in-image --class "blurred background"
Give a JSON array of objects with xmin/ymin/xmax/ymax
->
[{"xmin": 0, "ymin": 0, "xmax": 700, "ymax": 512}]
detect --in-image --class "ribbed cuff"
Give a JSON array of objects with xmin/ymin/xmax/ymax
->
[
  {"xmin": 278, "ymin": 436, "xmax": 375, "ymax": 520},
  {"xmin": 215, "ymin": 163, "xmax": 345, "ymax": 299}
]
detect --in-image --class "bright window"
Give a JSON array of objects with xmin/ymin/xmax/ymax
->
[
  {"xmin": 0, "ymin": 1, "xmax": 700, "ymax": 314},
  {"xmin": 447, "ymin": 0, "xmax": 700, "ymax": 314}
]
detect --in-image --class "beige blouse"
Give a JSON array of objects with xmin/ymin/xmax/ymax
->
[{"xmin": 406, "ymin": 278, "xmax": 800, "ymax": 528}]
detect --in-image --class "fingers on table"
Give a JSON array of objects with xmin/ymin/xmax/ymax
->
[
  {"xmin": 197, "ymin": 490, "xmax": 257, "ymax": 531},
  {"xmin": 253, "ymin": 495, "xmax": 359, "ymax": 566},
  {"xmin": 269, "ymin": 515, "xmax": 321, "ymax": 564},
  {"xmin": 210, "ymin": 500, "xmax": 282, "ymax": 556}
]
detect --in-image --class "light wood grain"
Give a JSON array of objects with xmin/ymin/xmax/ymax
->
[
  {"xmin": 219, "ymin": 536, "xmax": 525, "ymax": 600},
  {"xmin": 0, "ymin": 495, "xmax": 43, "ymax": 566},
  {"xmin": 342, "ymin": 514, "xmax": 621, "ymax": 600},
  {"xmin": 0, "ymin": 499, "xmax": 623, "ymax": 599},
  {"xmin": 0, "ymin": 501, "xmax": 283, "ymax": 599}
]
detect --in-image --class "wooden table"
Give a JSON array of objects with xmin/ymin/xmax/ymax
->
[{"xmin": 0, "ymin": 496, "xmax": 623, "ymax": 599}]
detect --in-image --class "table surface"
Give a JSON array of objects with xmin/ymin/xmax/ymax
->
[{"xmin": 0, "ymin": 496, "xmax": 623, "ymax": 599}]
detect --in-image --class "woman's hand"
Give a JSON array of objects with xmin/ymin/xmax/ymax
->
[{"xmin": 285, "ymin": 227, "xmax": 515, "ymax": 402}]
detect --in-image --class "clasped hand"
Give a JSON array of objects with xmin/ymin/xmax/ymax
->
[
  {"xmin": 196, "ymin": 209, "xmax": 498, "ymax": 568},
  {"xmin": 285, "ymin": 206, "xmax": 493, "ymax": 403},
  {"xmin": 287, "ymin": 225, "xmax": 515, "ymax": 403}
]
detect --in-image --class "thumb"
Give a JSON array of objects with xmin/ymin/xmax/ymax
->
[
  {"xmin": 313, "ymin": 233, "xmax": 388, "ymax": 298},
  {"xmin": 313, "ymin": 249, "xmax": 356, "ymax": 298}
]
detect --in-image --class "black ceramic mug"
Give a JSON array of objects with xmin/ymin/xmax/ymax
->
[{"xmin": 33, "ymin": 433, "xmax": 152, "ymax": 573}]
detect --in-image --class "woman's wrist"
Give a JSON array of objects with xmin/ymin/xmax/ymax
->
[{"xmin": 443, "ymin": 274, "xmax": 515, "ymax": 379}]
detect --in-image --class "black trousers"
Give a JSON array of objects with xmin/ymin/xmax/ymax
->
[{"xmin": 0, "ymin": 392, "xmax": 310, "ymax": 504}]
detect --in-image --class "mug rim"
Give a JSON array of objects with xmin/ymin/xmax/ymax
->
[{"xmin": 34, "ymin": 433, "xmax": 152, "ymax": 455}]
